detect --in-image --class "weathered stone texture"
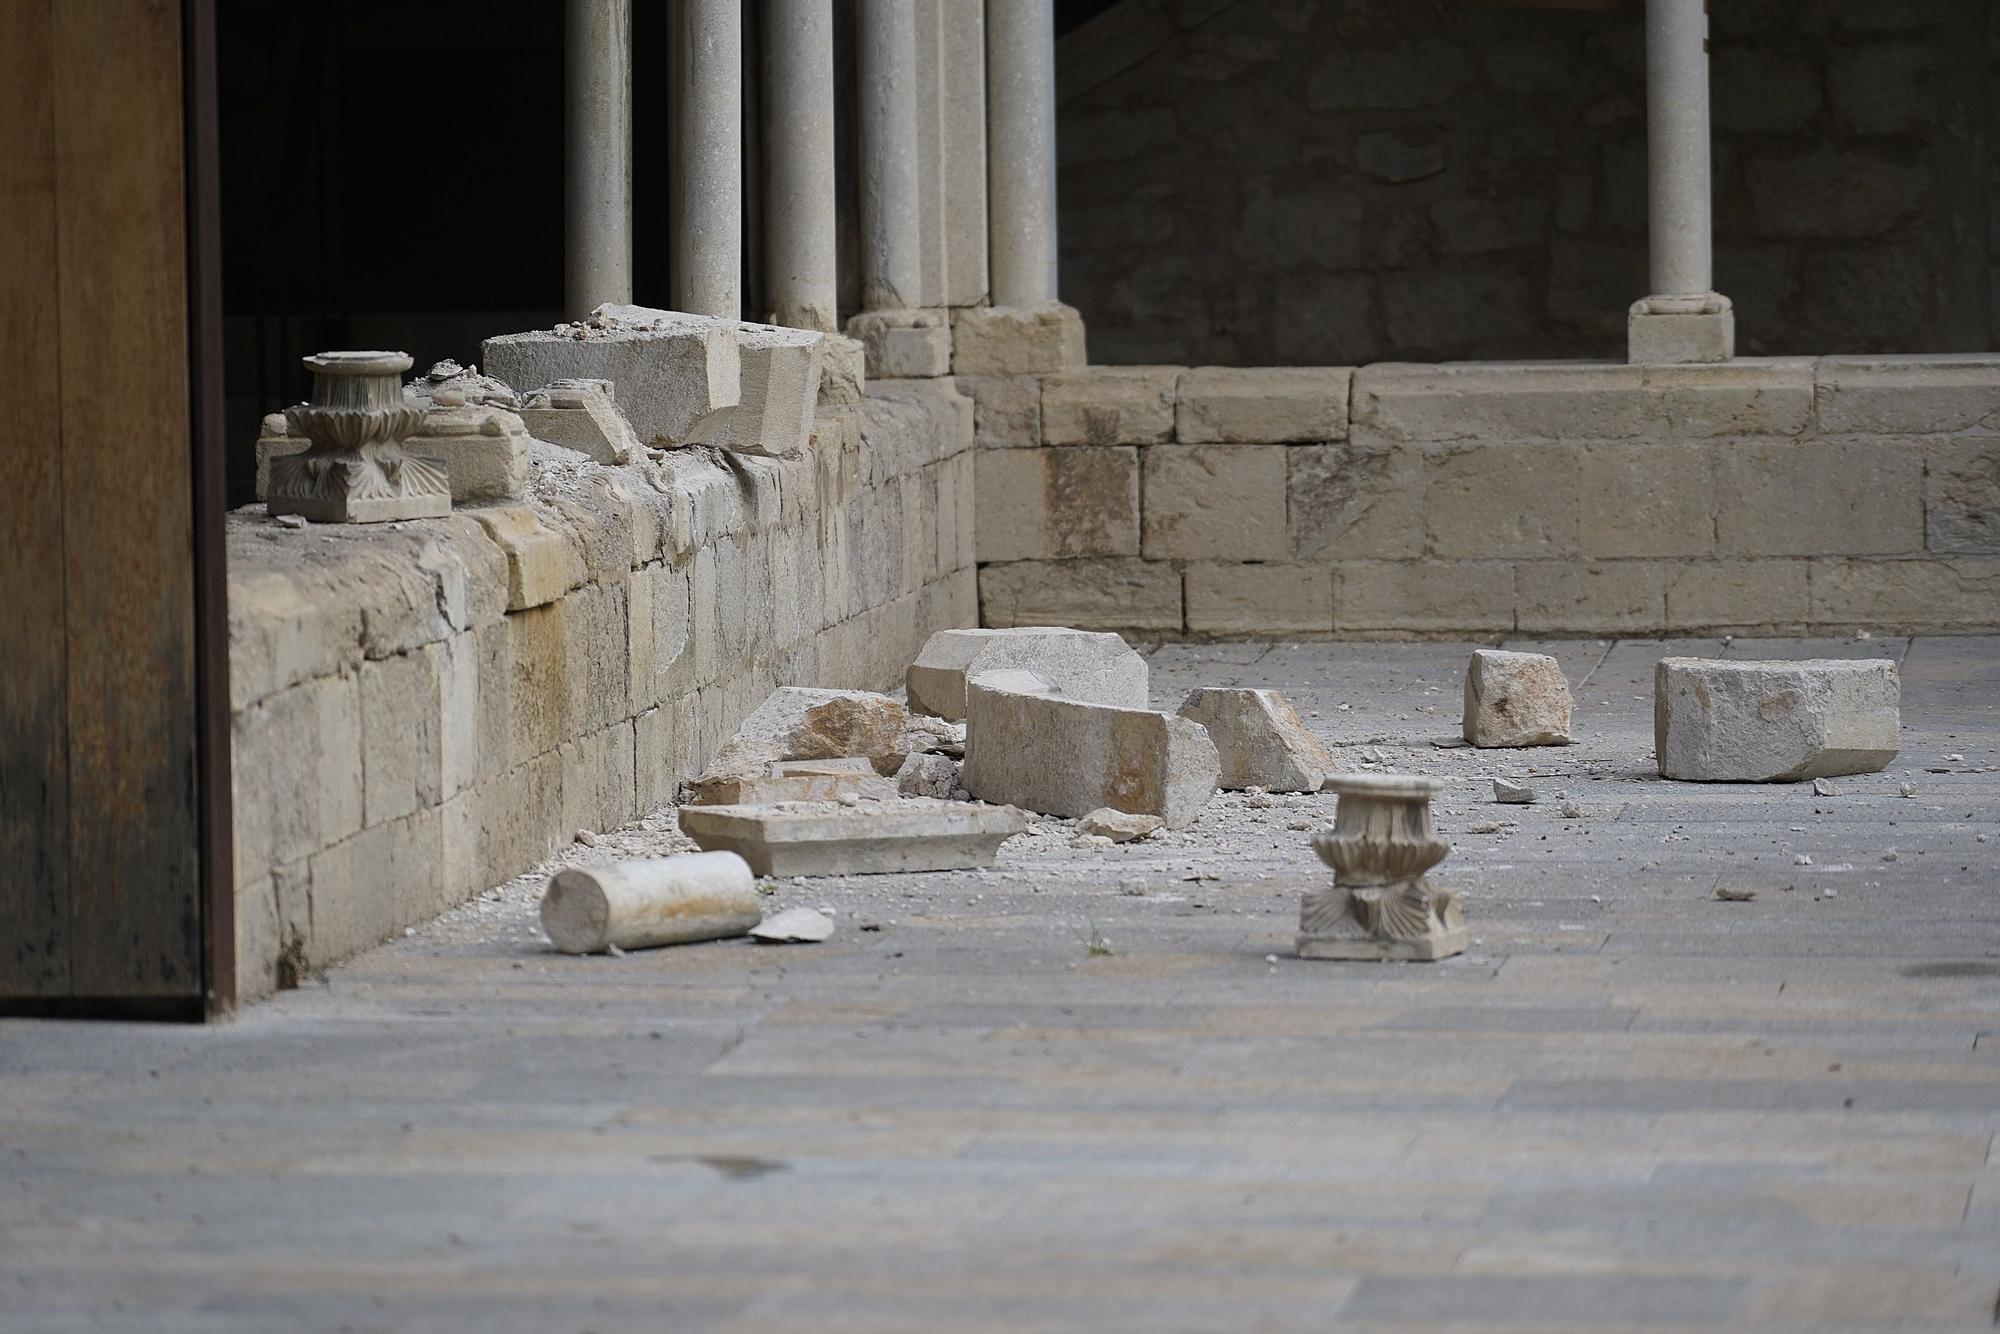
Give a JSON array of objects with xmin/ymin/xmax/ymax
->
[
  {"xmin": 950, "ymin": 304, "xmax": 1087, "ymax": 376},
  {"xmin": 1287, "ymin": 442, "xmax": 1424, "ymax": 560},
  {"xmin": 1041, "ymin": 367, "xmax": 1179, "ymax": 445},
  {"xmin": 1925, "ymin": 439, "xmax": 2000, "ymax": 553},
  {"xmin": 906, "ymin": 626, "xmax": 1149, "ymax": 721},
  {"xmin": 1175, "ymin": 367, "xmax": 1351, "ymax": 444},
  {"xmin": 1462, "ymin": 649, "xmax": 1573, "ymax": 748},
  {"xmin": 1714, "ymin": 439, "xmax": 1923, "ymax": 557},
  {"xmin": 976, "ymin": 447, "xmax": 1139, "ymax": 562},
  {"xmin": 1516, "ymin": 561, "xmax": 1667, "ymax": 635},
  {"xmin": 956, "ymin": 373, "xmax": 1041, "ymax": 450},
  {"xmin": 1655, "ymin": 657, "xmax": 1900, "ymax": 782},
  {"xmin": 1185, "ymin": 563, "xmax": 1332, "ymax": 637},
  {"xmin": 1179, "ymin": 687, "xmax": 1334, "ymax": 791},
  {"xmin": 1425, "ymin": 442, "xmax": 1582, "ymax": 559},
  {"xmin": 1141, "ymin": 444, "xmax": 1288, "ymax": 560},
  {"xmin": 979, "ymin": 559, "xmax": 1183, "ymax": 633},
  {"xmin": 1336, "ymin": 561, "xmax": 1515, "ymax": 635}
]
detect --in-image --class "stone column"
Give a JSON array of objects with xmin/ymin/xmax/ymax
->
[
  {"xmin": 856, "ymin": 0, "xmax": 922, "ymax": 310},
  {"xmin": 565, "ymin": 0, "xmax": 633, "ymax": 319},
  {"xmin": 985, "ymin": 0, "xmax": 1057, "ymax": 308},
  {"xmin": 1628, "ymin": 0, "xmax": 1733, "ymax": 364},
  {"xmin": 671, "ymin": 0, "xmax": 742, "ymax": 319},
  {"xmin": 763, "ymin": 0, "xmax": 837, "ymax": 332}
]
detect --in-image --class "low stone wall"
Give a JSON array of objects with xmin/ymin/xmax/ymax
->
[
  {"xmin": 227, "ymin": 381, "xmax": 975, "ymax": 1000},
  {"xmin": 969, "ymin": 355, "xmax": 2000, "ymax": 639}
]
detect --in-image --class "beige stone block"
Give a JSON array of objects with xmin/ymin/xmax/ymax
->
[
  {"xmin": 846, "ymin": 308, "xmax": 952, "ymax": 379},
  {"xmin": 1179, "ymin": 687, "xmax": 1334, "ymax": 791},
  {"xmin": 950, "ymin": 304, "xmax": 1087, "ymax": 375},
  {"xmin": 483, "ymin": 312, "xmax": 741, "ymax": 447},
  {"xmin": 1715, "ymin": 438, "xmax": 1923, "ymax": 557},
  {"xmin": 953, "ymin": 450, "xmax": 977, "ymax": 571},
  {"xmin": 1335, "ymin": 561, "xmax": 1515, "ymax": 634},
  {"xmin": 979, "ymin": 559, "xmax": 1183, "ymax": 633},
  {"xmin": 403, "ymin": 404, "xmax": 536, "ymax": 500},
  {"xmin": 680, "ymin": 800, "xmax": 1027, "ymax": 877},
  {"xmin": 1814, "ymin": 354, "xmax": 2000, "ymax": 435},
  {"xmin": 1425, "ymin": 442, "xmax": 1582, "ymax": 558},
  {"xmin": 976, "ymin": 446, "xmax": 1139, "ymax": 562},
  {"xmin": 226, "ymin": 567, "xmax": 365, "ymax": 711},
  {"xmin": 1516, "ymin": 560, "xmax": 1667, "ymax": 634},
  {"xmin": 1176, "ymin": 366, "xmax": 1352, "ymax": 444},
  {"xmin": 1648, "ymin": 358, "xmax": 1813, "ymax": 438},
  {"xmin": 305, "ymin": 823, "xmax": 394, "ymax": 965},
  {"xmin": 1577, "ymin": 442, "xmax": 1714, "ymax": 558},
  {"xmin": 817, "ymin": 334, "xmax": 867, "ymax": 406},
  {"xmin": 1042, "ymin": 366, "xmax": 1179, "ymax": 445},
  {"xmin": 1665, "ymin": 560, "xmax": 1811, "ymax": 630},
  {"xmin": 955, "ymin": 373, "xmax": 1042, "ymax": 449},
  {"xmin": 1185, "ymin": 563, "xmax": 1333, "ymax": 636},
  {"xmin": 1808, "ymin": 557, "xmax": 2000, "ymax": 629},
  {"xmin": 468, "ymin": 504, "xmax": 586, "ymax": 610},
  {"xmin": 900, "ymin": 467, "xmax": 941, "ymax": 590},
  {"xmin": 359, "ymin": 648, "xmax": 442, "ymax": 828},
  {"xmin": 498, "ymin": 601, "xmax": 570, "ymax": 765},
  {"xmin": 1655, "ymin": 656, "xmax": 1899, "ymax": 781},
  {"xmin": 1925, "ymin": 437, "xmax": 2000, "ymax": 553},
  {"xmin": 1287, "ymin": 442, "xmax": 1424, "ymax": 560},
  {"xmin": 707, "ymin": 323, "xmax": 824, "ymax": 456},
  {"xmin": 435, "ymin": 634, "xmax": 480, "ymax": 800},
  {"xmin": 1462, "ymin": 649, "xmax": 1572, "ymax": 747},
  {"xmin": 1354, "ymin": 362, "xmax": 1652, "ymax": 442},
  {"xmin": 562, "ymin": 580, "xmax": 630, "ymax": 738},
  {"xmin": 1627, "ymin": 300, "xmax": 1734, "ymax": 366},
  {"xmin": 516, "ymin": 380, "xmax": 640, "ymax": 465},
  {"xmin": 561, "ymin": 721, "xmax": 637, "ymax": 837},
  {"xmin": 1141, "ymin": 444, "xmax": 1289, "ymax": 560},
  {"xmin": 906, "ymin": 627, "xmax": 1149, "ymax": 720}
]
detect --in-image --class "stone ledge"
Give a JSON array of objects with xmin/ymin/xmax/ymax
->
[{"xmin": 1814, "ymin": 355, "xmax": 2000, "ymax": 436}]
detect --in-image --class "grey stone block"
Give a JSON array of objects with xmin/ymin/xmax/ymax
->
[
  {"xmin": 906, "ymin": 626, "xmax": 1150, "ymax": 721},
  {"xmin": 1654, "ymin": 656, "xmax": 1900, "ymax": 781}
]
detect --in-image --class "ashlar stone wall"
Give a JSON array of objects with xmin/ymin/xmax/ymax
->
[
  {"xmin": 228, "ymin": 380, "xmax": 975, "ymax": 1000},
  {"xmin": 968, "ymin": 356, "xmax": 2000, "ymax": 639}
]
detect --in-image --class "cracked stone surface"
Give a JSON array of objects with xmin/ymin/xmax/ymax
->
[{"xmin": 5, "ymin": 636, "xmax": 1997, "ymax": 1332}]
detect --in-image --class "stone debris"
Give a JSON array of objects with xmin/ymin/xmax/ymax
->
[
  {"xmin": 688, "ymin": 766, "xmax": 896, "ymax": 806},
  {"xmin": 1655, "ymin": 657, "xmax": 1901, "ymax": 781},
  {"xmin": 1715, "ymin": 885, "xmax": 1756, "ymax": 902},
  {"xmin": 1559, "ymin": 800, "xmax": 1584, "ymax": 819},
  {"xmin": 517, "ymin": 378, "xmax": 642, "ymax": 465},
  {"xmin": 1177, "ymin": 687, "xmax": 1335, "ymax": 792},
  {"xmin": 540, "ymin": 851, "xmax": 759, "ymax": 954},
  {"xmin": 701, "ymin": 688, "xmax": 909, "ymax": 784},
  {"xmin": 401, "ymin": 398, "xmax": 537, "ymax": 502},
  {"xmin": 678, "ymin": 799, "xmax": 1028, "ymax": 877},
  {"xmin": 1463, "ymin": 649, "xmax": 1574, "ymax": 748},
  {"xmin": 1078, "ymin": 808, "xmax": 1164, "ymax": 842},
  {"xmin": 749, "ymin": 907, "xmax": 836, "ymax": 944},
  {"xmin": 899, "ymin": 714, "xmax": 967, "ymax": 759},
  {"xmin": 1812, "ymin": 777, "xmax": 1840, "ymax": 797},
  {"xmin": 906, "ymin": 626, "xmax": 1149, "ymax": 721},
  {"xmin": 273, "ymin": 513, "xmax": 308, "ymax": 530},
  {"xmin": 895, "ymin": 752, "xmax": 961, "ymax": 799},
  {"xmin": 1493, "ymin": 778, "xmax": 1538, "ymax": 805},
  {"xmin": 960, "ymin": 671, "xmax": 1220, "ymax": 828}
]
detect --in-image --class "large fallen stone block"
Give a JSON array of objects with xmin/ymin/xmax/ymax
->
[
  {"xmin": 1178, "ymin": 687, "xmax": 1334, "ymax": 792},
  {"xmin": 906, "ymin": 626, "xmax": 1150, "ymax": 721},
  {"xmin": 483, "ymin": 305, "xmax": 740, "ymax": 448},
  {"xmin": 704, "ymin": 688, "xmax": 910, "ymax": 781},
  {"xmin": 1463, "ymin": 649, "xmax": 1574, "ymax": 748},
  {"xmin": 961, "ymin": 671, "xmax": 1218, "ymax": 827},
  {"xmin": 1655, "ymin": 657, "xmax": 1900, "ymax": 782},
  {"xmin": 517, "ymin": 379, "xmax": 642, "ymax": 465},
  {"xmin": 705, "ymin": 321, "xmax": 824, "ymax": 456},
  {"xmin": 679, "ymin": 798, "xmax": 1027, "ymax": 876}
]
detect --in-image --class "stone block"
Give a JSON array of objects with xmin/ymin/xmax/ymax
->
[
  {"xmin": 1041, "ymin": 366, "xmax": 1179, "ymax": 445},
  {"xmin": 359, "ymin": 648, "xmax": 442, "ymax": 827},
  {"xmin": 704, "ymin": 687, "xmax": 908, "ymax": 781},
  {"xmin": 1176, "ymin": 366, "xmax": 1351, "ymax": 444},
  {"xmin": 1814, "ymin": 356, "xmax": 2000, "ymax": 436},
  {"xmin": 559, "ymin": 580, "xmax": 630, "ymax": 738},
  {"xmin": 817, "ymin": 333, "xmax": 867, "ymax": 406},
  {"xmin": 1649, "ymin": 358, "xmax": 1815, "ymax": 438},
  {"xmin": 1926, "ymin": 438, "xmax": 2000, "ymax": 553},
  {"xmin": 979, "ymin": 559, "xmax": 1183, "ymax": 633},
  {"xmin": 395, "ymin": 404, "xmax": 536, "ymax": 500},
  {"xmin": 976, "ymin": 446, "xmax": 1139, "ymax": 562},
  {"xmin": 1184, "ymin": 563, "xmax": 1333, "ymax": 636},
  {"xmin": 906, "ymin": 626, "xmax": 1150, "ymax": 720},
  {"xmin": 1627, "ymin": 297, "xmax": 1734, "ymax": 365},
  {"xmin": 252, "ymin": 414, "xmax": 308, "ymax": 500},
  {"xmin": 1353, "ymin": 363, "xmax": 1653, "ymax": 442},
  {"xmin": 1462, "ymin": 649, "xmax": 1573, "ymax": 748},
  {"xmin": 1424, "ymin": 441, "xmax": 1582, "ymax": 559},
  {"xmin": 1577, "ymin": 443, "xmax": 1713, "ymax": 558},
  {"xmin": 955, "ymin": 373, "xmax": 1041, "ymax": 449},
  {"xmin": 1141, "ymin": 444, "xmax": 1288, "ymax": 560},
  {"xmin": 1808, "ymin": 556, "xmax": 2000, "ymax": 628},
  {"xmin": 1516, "ymin": 560, "xmax": 1667, "ymax": 634},
  {"xmin": 516, "ymin": 379, "xmax": 641, "ymax": 465},
  {"xmin": 678, "ymin": 798, "xmax": 1028, "ymax": 877},
  {"xmin": 895, "ymin": 752, "xmax": 961, "ymax": 799},
  {"xmin": 861, "ymin": 377, "xmax": 974, "ymax": 484},
  {"xmin": 1287, "ymin": 441, "xmax": 1424, "ymax": 560},
  {"xmin": 467, "ymin": 504, "xmax": 586, "ymax": 610},
  {"xmin": 1335, "ymin": 561, "xmax": 1515, "ymax": 634},
  {"xmin": 846, "ymin": 308, "xmax": 952, "ymax": 379},
  {"xmin": 483, "ymin": 309, "xmax": 740, "ymax": 447},
  {"xmin": 961, "ymin": 672, "xmax": 1219, "ymax": 828},
  {"xmin": 1664, "ymin": 560, "xmax": 1811, "ymax": 630},
  {"xmin": 1715, "ymin": 438, "xmax": 1923, "ymax": 557},
  {"xmin": 950, "ymin": 304, "xmax": 1087, "ymax": 375},
  {"xmin": 705, "ymin": 321, "xmax": 824, "ymax": 456},
  {"xmin": 560, "ymin": 721, "xmax": 637, "ymax": 836},
  {"xmin": 1178, "ymin": 687, "xmax": 1334, "ymax": 791},
  {"xmin": 1655, "ymin": 656, "xmax": 1900, "ymax": 781}
]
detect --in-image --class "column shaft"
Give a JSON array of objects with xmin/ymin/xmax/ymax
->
[
  {"xmin": 985, "ymin": 0, "xmax": 1057, "ymax": 307},
  {"xmin": 564, "ymin": 0, "xmax": 633, "ymax": 319},
  {"xmin": 1646, "ymin": 0, "xmax": 1712, "ymax": 296},
  {"xmin": 672, "ymin": 0, "xmax": 742, "ymax": 318},
  {"xmin": 857, "ymin": 0, "xmax": 922, "ymax": 310},
  {"xmin": 763, "ymin": 0, "xmax": 837, "ymax": 331}
]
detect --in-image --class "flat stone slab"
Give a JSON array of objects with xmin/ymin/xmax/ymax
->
[
  {"xmin": 483, "ymin": 306, "xmax": 739, "ymax": 448},
  {"xmin": 1464, "ymin": 649, "xmax": 1574, "ymax": 748},
  {"xmin": 906, "ymin": 626, "xmax": 1149, "ymax": 721},
  {"xmin": 686, "ymin": 770, "xmax": 897, "ymax": 806},
  {"xmin": 1655, "ymin": 656, "xmax": 1901, "ymax": 782},
  {"xmin": 1178, "ymin": 687, "xmax": 1334, "ymax": 791},
  {"xmin": 677, "ymin": 799, "xmax": 1028, "ymax": 877}
]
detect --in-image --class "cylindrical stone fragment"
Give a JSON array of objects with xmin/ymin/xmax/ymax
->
[
  {"xmin": 672, "ymin": 0, "xmax": 743, "ymax": 318},
  {"xmin": 540, "ymin": 852, "xmax": 760, "ymax": 953},
  {"xmin": 565, "ymin": 0, "xmax": 634, "ymax": 318},
  {"xmin": 857, "ymin": 0, "xmax": 923, "ymax": 309},
  {"xmin": 985, "ymin": 0, "xmax": 1057, "ymax": 306},
  {"xmin": 1645, "ymin": 0, "xmax": 1713, "ymax": 296},
  {"xmin": 763, "ymin": 0, "xmax": 838, "ymax": 332}
]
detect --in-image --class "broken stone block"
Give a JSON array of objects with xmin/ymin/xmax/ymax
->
[
  {"xmin": 540, "ymin": 851, "xmax": 760, "ymax": 954},
  {"xmin": 960, "ymin": 671, "xmax": 1219, "ymax": 828},
  {"xmin": 678, "ymin": 798, "xmax": 1028, "ymax": 876},
  {"xmin": 253, "ymin": 413, "xmax": 309, "ymax": 501},
  {"xmin": 1462, "ymin": 649, "xmax": 1574, "ymax": 748},
  {"xmin": 899, "ymin": 714, "xmax": 966, "ymax": 759},
  {"xmin": 483, "ymin": 305, "xmax": 740, "ymax": 448},
  {"xmin": 687, "ymin": 767, "xmax": 896, "ymax": 806},
  {"xmin": 402, "ymin": 401, "xmax": 536, "ymax": 501},
  {"xmin": 1493, "ymin": 778, "xmax": 1537, "ymax": 805},
  {"xmin": 1655, "ymin": 657, "xmax": 1901, "ymax": 782},
  {"xmin": 906, "ymin": 626, "xmax": 1150, "ymax": 721},
  {"xmin": 949, "ymin": 303, "xmax": 1087, "ymax": 375},
  {"xmin": 818, "ymin": 333, "xmax": 867, "ymax": 406},
  {"xmin": 517, "ymin": 378, "xmax": 641, "ymax": 465},
  {"xmin": 704, "ymin": 321, "xmax": 824, "ymax": 456},
  {"xmin": 749, "ymin": 907, "xmax": 835, "ymax": 943},
  {"xmin": 1178, "ymin": 687, "xmax": 1335, "ymax": 792},
  {"xmin": 705, "ymin": 688, "xmax": 910, "ymax": 782},
  {"xmin": 896, "ymin": 752, "xmax": 961, "ymax": 799},
  {"xmin": 1078, "ymin": 808, "xmax": 1162, "ymax": 842},
  {"xmin": 845, "ymin": 308, "xmax": 951, "ymax": 379}
]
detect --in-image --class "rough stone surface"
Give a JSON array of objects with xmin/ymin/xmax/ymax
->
[
  {"xmin": 1176, "ymin": 366, "xmax": 1352, "ymax": 444},
  {"xmin": 1041, "ymin": 366, "xmax": 1179, "ymax": 445},
  {"xmin": 950, "ymin": 303, "xmax": 1087, "ymax": 375},
  {"xmin": 1178, "ymin": 687, "xmax": 1335, "ymax": 792},
  {"xmin": 979, "ymin": 559, "xmax": 1183, "ymax": 634},
  {"xmin": 1463, "ymin": 649, "xmax": 1575, "ymax": 748},
  {"xmin": 906, "ymin": 627, "xmax": 1150, "ymax": 721},
  {"xmin": 1076, "ymin": 807, "xmax": 1162, "ymax": 842},
  {"xmin": 975, "ymin": 446, "xmax": 1138, "ymax": 562},
  {"xmin": 1655, "ymin": 656, "xmax": 1901, "ymax": 782},
  {"xmin": 846, "ymin": 308, "xmax": 952, "ymax": 379},
  {"xmin": 817, "ymin": 334, "xmax": 867, "ymax": 407},
  {"xmin": 895, "ymin": 751, "xmax": 961, "ymax": 799},
  {"xmin": 955, "ymin": 373, "xmax": 1042, "ymax": 449},
  {"xmin": 961, "ymin": 671, "xmax": 1219, "ymax": 827},
  {"xmin": 749, "ymin": 906, "xmax": 836, "ymax": 942},
  {"xmin": 706, "ymin": 688, "xmax": 910, "ymax": 781},
  {"xmin": 516, "ymin": 379, "xmax": 642, "ymax": 466},
  {"xmin": 483, "ymin": 308, "xmax": 741, "ymax": 447},
  {"xmin": 686, "ymin": 769, "xmax": 896, "ymax": 806},
  {"xmin": 678, "ymin": 798, "xmax": 1028, "ymax": 876}
]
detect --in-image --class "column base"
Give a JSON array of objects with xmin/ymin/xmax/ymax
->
[
  {"xmin": 845, "ymin": 308, "xmax": 951, "ymax": 379},
  {"xmin": 1627, "ymin": 293, "xmax": 1735, "ymax": 364},
  {"xmin": 950, "ymin": 303, "xmax": 1087, "ymax": 375}
]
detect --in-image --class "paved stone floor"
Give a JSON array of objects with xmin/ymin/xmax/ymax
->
[{"xmin": 6, "ymin": 637, "xmax": 1999, "ymax": 1332}]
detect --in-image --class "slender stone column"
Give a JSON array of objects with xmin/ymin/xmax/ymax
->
[
  {"xmin": 857, "ymin": 0, "xmax": 922, "ymax": 310},
  {"xmin": 763, "ymin": 0, "xmax": 837, "ymax": 332},
  {"xmin": 986, "ymin": 0, "xmax": 1057, "ymax": 307},
  {"xmin": 671, "ymin": 0, "xmax": 742, "ymax": 318},
  {"xmin": 1629, "ymin": 0, "xmax": 1732, "ymax": 363},
  {"xmin": 566, "ymin": 0, "xmax": 633, "ymax": 319}
]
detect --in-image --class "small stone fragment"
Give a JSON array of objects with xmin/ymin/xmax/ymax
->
[
  {"xmin": 1899, "ymin": 783, "xmax": 1917, "ymax": 798},
  {"xmin": 1078, "ymin": 808, "xmax": 1164, "ymax": 843},
  {"xmin": 1559, "ymin": 801, "xmax": 1583, "ymax": 819},
  {"xmin": 574, "ymin": 829, "xmax": 599, "ymax": 847},
  {"xmin": 896, "ymin": 752, "xmax": 961, "ymax": 799},
  {"xmin": 1494, "ymin": 779, "xmax": 1538, "ymax": 805},
  {"xmin": 749, "ymin": 907, "xmax": 835, "ymax": 943},
  {"xmin": 274, "ymin": 513, "xmax": 309, "ymax": 530},
  {"xmin": 1812, "ymin": 777, "xmax": 1839, "ymax": 797},
  {"xmin": 1463, "ymin": 649, "xmax": 1574, "ymax": 748},
  {"xmin": 1793, "ymin": 853, "xmax": 1813, "ymax": 866},
  {"xmin": 1178, "ymin": 687, "xmax": 1335, "ymax": 792},
  {"xmin": 1714, "ymin": 885, "xmax": 1756, "ymax": 902},
  {"xmin": 1655, "ymin": 657, "xmax": 1900, "ymax": 782}
]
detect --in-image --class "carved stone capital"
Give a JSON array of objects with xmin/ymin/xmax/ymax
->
[{"xmin": 1298, "ymin": 773, "xmax": 1467, "ymax": 962}]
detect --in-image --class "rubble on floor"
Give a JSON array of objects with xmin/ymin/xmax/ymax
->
[
  {"xmin": 1178, "ymin": 686, "xmax": 1334, "ymax": 792},
  {"xmin": 1655, "ymin": 657, "xmax": 1901, "ymax": 781},
  {"xmin": 695, "ymin": 687, "xmax": 910, "ymax": 794},
  {"xmin": 677, "ymin": 798, "xmax": 1029, "ymax": 876},
  {"xmin": 749, "ymin": 907, "xmax": 836, "ymax": 943},
  {"xmin": 1463, "ymin": 649, "xmax": 1573, "ymax": 748},
  {"xmin": 1077, "ymin": 808, "xmax": 1163, "ymax": 842}
]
